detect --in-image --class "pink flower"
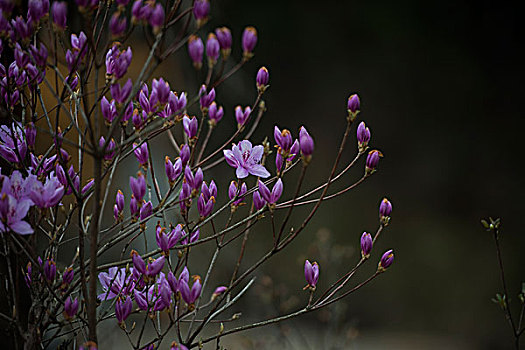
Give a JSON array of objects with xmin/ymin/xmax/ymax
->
[{"xmin": 223, "ymin": 140, "xmax": 270, "ymax": 179}]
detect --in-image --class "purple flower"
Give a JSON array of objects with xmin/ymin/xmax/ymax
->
[
  {"xmin": 242, "ymin": 26, "xmax": 258, "ymax": 59},
  {"xmin": 0, "ymin": 122, "xmax": 27, "ymax": 164},
  {"xmin": 215, "ymin": 27, "xmax": 232, "ymax": 58},
  {"xmin": 64, "ymin": 296, "xmax": 79, "ymax": 319},
  {"xmin": 228, "ymin": 180, "xmax": 247, "ymax": 207},
  {"xmin": 258, "ymin": 179, "xmax": 283, "ymax": 205},
  {"xmin": 274, "ymin": 126, "xmax": 294, "ymax": 153},
  {"xmin": 115, "ymin": 190, "xmax": 124, "ymax": 211},
  {"xmin": 379, "ymin": 197, "xmax": 392, "ymax": 225},
  {"xmin": 1, "ymin": 170, "xmax": 35, "ymax": 201},
  {"xmin": 170, "ymin": 342, "xmax": 189, "ymax": 350},
  {"xmin": 199, "ymin": 85, "xmax": 215, "ymax": 109},
  {"xmin": 101, "ymin": 97, "xmax": 117, "ymax": 125},
  {"xmin": 347, "ymin": 93, "xmax": 360, "ymax": 120},
  {"xmin": 115, "ymin": 296, "xmax": 132, "ymax": 324},
  {"xmin": 208, "ymin": 102, "xmax": 224, "ymax": 125},
  {"xmin": 179, "ymin": 276, "xmax": 202, "ymax": 305},
  {"xmin": 165, "ymin": 156, "xmax": 182, "ymax": 185},
  {"xmin": 275, "ymin": 152, "xmax": 284, "ymax": 174},
  {"xmin": 183, "ymin": 115, "xmax": 198, "ymax": 139},
  {"xmin": 61, "ymin": 267, "xmax": 74, "ymax": 287},
  {"xmin": 153, "ymin": 275, "xmax": 172, "ymax": 311},
  {"xmin": 206, "ymin": 33, "xmax": 220, "ymax": 67},
  {"xmin": 25, "ymin": 122, "xmax": 36, "ymax": 148},
  {"xmin": 129, "ymin": 172, "xmax": 146, "ymax": 201},
  {"xmin": 253, "ymin": 191, "xmax": 266, "ymax": 210},
  {"xmin": 198, "ymin": 193, "xmax": 215, "ymax": 218},
  {"xmin": 110, "ymin": 13, "xmax": 127, "ymax": 37},
  {"xmin": 378, "ymin": 249, "xmax": 394, "ymax": 271},
  {"xmin": 134, "ymin": 289, "xmax": 148, "ymax": 310},
  {"xmin": 224, "ymin": 140, "xmax": 270, "ymax": 179},
  {"xmin": 29, "ymin": 174, "xmax": 65, "ymax": 209},
  {"xmin": 44, "ymin": 258, "xmax": 57, "ymax": 282},
  {"xmin": 299, "ymin": 126, "xmax": 314, "ymax": 158},
  {"xmin": 181, "ymin": 228, "xmax": 199, "ymax": 245},
  {"xmin": 168, "ymin": 91, "xmax": 186, "ymax": 115},
  {"xmin": 365, "ymin": 150, "xmax": 382, "ymax": 174},
  {"xmin": 256, "ymin": 66, "xmax": 269, "ymax": 92},
  {"xmin": 105, "ymin": 45, "xmax": 132, "ymax": 79},
  {"xmin": 188, "ymin": 35, "xmax": 204, "ymax": 70},
  {"xmin": 156, "ymin": 224, "xmax": 182, "ymax": 253},
  {"xmin": 147, "ymin": 255, "xmax": 165, "ymax": 277},
  {"xmin": 140, "ymin": 201, "xmax": 153, "ymax": 221},
  {"xmin": 235, "ymin": 106, "xmax": 251, "ymax": 127},
  {"xmin": 193, "ymin": 0, "xmax": 209, "ymax": 26},
  {"xmin": 110, "ymin": 78, "xmax": 132, "ymax": 104},
  {"xmin": 357, "ymin": 121, "xmax": 371, "ymax": 152},
  {"xmin": 149, "ymin": 3, "xmax": 164, "ymax": 33},
  {"xmin": 360, "ymin": 232, "xmax": 373, "ymax": 258},
  {"xmin": 180, "ymin": 144, "xmax": 190, "ymax": 166},
  {"xmin": 304, "ymin": 260, "xmax": 319, "ymax": 289},
  {"xmin": 211, "ymin": 286, "xmax": 227, "ymax": 300},
  {"xmin": 99, "ymin": 136, "xmax": 116, "ymax": 161},
  {"xmin": 133, "ymin": 142, "xmax": 149, "ymax": 166},
  {"xmin": 152, "ymin": 78, "xmax": 170, "ymax": 105},
  {"xmin": 98, "ymin": 267, "xmax": 135, "ymax": 300}
]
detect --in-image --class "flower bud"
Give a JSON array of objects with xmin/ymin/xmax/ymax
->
[
  {"xmin": 235, "ymin": 106, "xmax": 251, "ymax": 128},
  {"xmin": 378, "ymin": 249, "xmax": 394, "ymax": 271},
  {"xmin": 365, "ymin": 150, "xmax": 382, "ymax": 175},
  {"xmin": 150, "ymin": 3, "xmax": 165, "ymax": 34},
  {"xmin": 304, "ymin": 260, "xmax": 319, "ymax": 290},
  {"xmin": 133, "ymin": 142, "xmax": 149, "ymax": 167},
  {"xmin": 299, "ymin": 126, "xmax": 314, "ymax": 161},
  {"xmin": 51, "ymin": 2, "xmax": 67, "ymax": 30},
  {"xmin": 253, "ymin": 191, "xmax": 266, "ymax": 211},
  {"xmin": 64, "ymin": 296, "xmax": 79, "ymax": 320},
  {"xmin": 193, "ymin": 0, "xmax": 209, "ymax": 27},
  {"xmin": 356, "ymin": 121, "xmax": 370, "ymax": 153},
  {"xmin": 115, "ymin": 296, "xmax": 132, "ymax": 325},
  {"xmin": 379, "ymin": 197, "xmax": 392, "ymax": 225},
  {"xmin": 215, "ymin": 27, "xmax": 232, "ymax": 59},
  {"xmin": 360, "ymin": 232, "xmax": 373, "ymax": 258},
  {"xmin": 242, "ymin": 26, "xmax": 257, "ymax": 60},
  {"xmin": 347, "ymin": 93, "xmax": 360, "ymax": 121},
  {"xmin": 188, "ymin": 35, "xmax": 204, "ymax": 70},
  {"xmin": 110, "ymin": 13, "xmax": 127, "ymax": 38},
  {"xmin": 256, "ymin": 66, "xmax": 269, "ymax": 93},
  {"xmin": 206, "ymin": 33, "xmax": 220, "ymax": 67},
  {"xmin": 208, "ymin": 102, "xmax": 223, "ymax": 126}
]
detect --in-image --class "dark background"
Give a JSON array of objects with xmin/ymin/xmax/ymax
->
[{"xmin": 187, "ymin": 0, "xmax": 524, "ymax": 348}]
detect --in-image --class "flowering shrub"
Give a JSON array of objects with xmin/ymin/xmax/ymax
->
[{"xmin": 0, "ymin": 0, "xmax": 396, "ymax": 348}]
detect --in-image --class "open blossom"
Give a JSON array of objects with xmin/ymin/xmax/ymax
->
[
  {"xmin": 0, "ymin": 122, "xmax": 27, "ymax": 164},
  {"xmin": 0, "ymin": 193, "xmax": 33, "ymax": 235},
  {"xmin": 29, "ymin": 173, "xmax": 65, "ymax": 209},
  {"xmin": 98, "ymin": 267, "xmax": 135, "ymax": 300},
  {"xmin": 224, "ymin": 140, "xmax": 270, "ymax": 179}
]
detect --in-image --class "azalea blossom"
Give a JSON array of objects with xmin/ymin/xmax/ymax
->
[{"xmin": 223, "ymin": 140, "xmax": 270, "ymax": 179}]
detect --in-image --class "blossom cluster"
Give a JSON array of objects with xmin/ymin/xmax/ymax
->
[{"xmin": 0, "ymin": 0, "xmax": 397, "ymax": 348}]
